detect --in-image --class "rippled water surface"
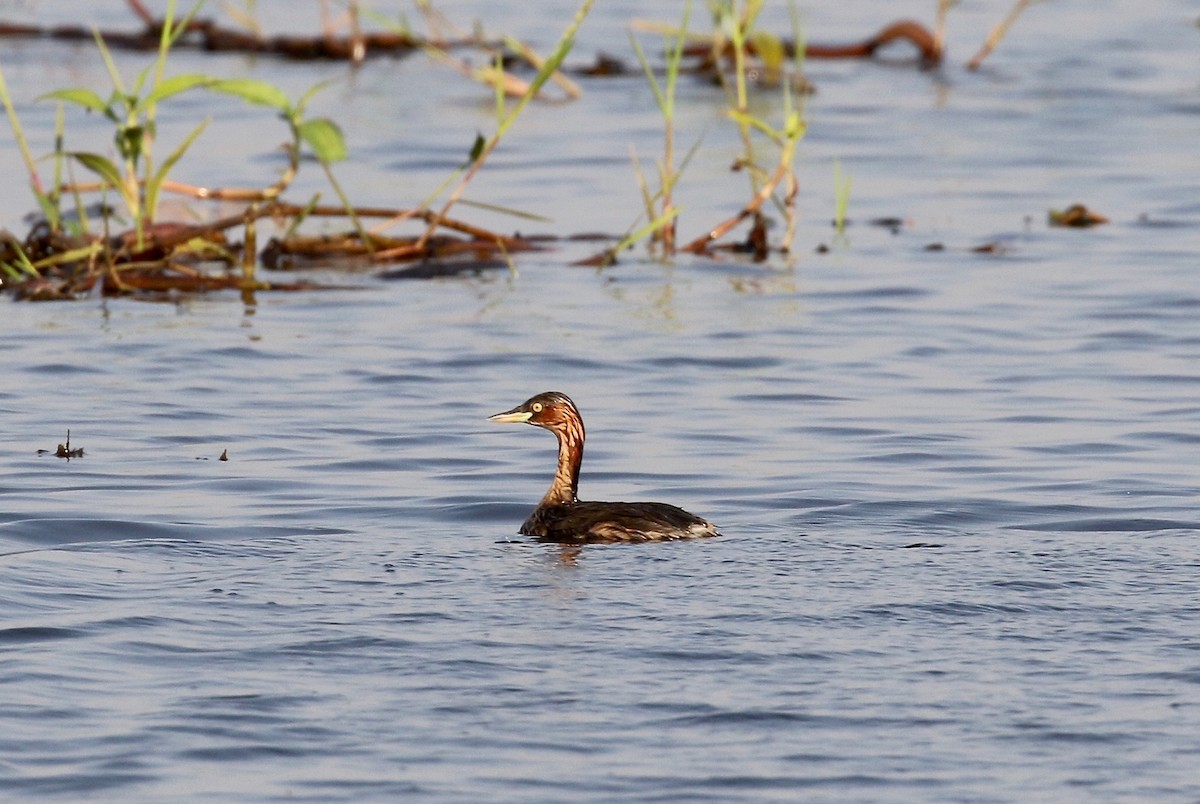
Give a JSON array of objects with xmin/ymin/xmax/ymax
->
[{"xmin": 2, "ymin": 0, "xmax": 1198, "ymax": 800}]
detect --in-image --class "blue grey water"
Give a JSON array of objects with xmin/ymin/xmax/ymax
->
[{"xmin": 1, "ymin": 0, "xmax": 1198, "ymax": 800}]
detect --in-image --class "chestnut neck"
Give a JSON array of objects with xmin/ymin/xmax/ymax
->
[{"xmin": 541, "ymin": 412, "xmax": 585, "ymax": 507}]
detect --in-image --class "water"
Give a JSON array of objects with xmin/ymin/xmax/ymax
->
[{"xmin": 2, "ymin": 0, "xmax": 1199, "ymax": 800}]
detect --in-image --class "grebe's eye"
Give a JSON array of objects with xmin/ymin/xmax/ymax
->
[{"xmin": 531, "ymin": 402, "xmax": 543, "ymax": 413}]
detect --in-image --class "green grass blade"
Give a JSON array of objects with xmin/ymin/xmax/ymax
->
[
  {"xmin": 0, "ymin": 58, "xmax": 59, "ymax": 224},
  {"xmin": 7, "ymin": 240, "xmax": 41, "ymax": 278},
  {"xmin": 628, "ymin": 34, "xmax": 666, "ymax": 117},
  {"xmin": 662, "ymin": 0, "xmax": 692, "ymax": 121},
  {"xmin": 145, "ymin": 116, "xmax": 210, "ymax": 221},
  {"xmin": 833, "ymin": 158, "xmax": 851, "ymax": 235},
  {"xmin": 456, "ymin": 197, "xmax": 552, "ymax": 223},
  {"xmin": 496, "ymin": 0, "xmax": 594, "ymax": 138},
  {"xmin": 31, "ymin": 242, "xmax": 103, "ymax": 271},
  {"xmin": 610, "ymin": 208, "xmax": 681, "ymax": 262},
  {"xmin": 294, "ymin": 79, "xmax": 334, "ymax": 118},
  {"xmin": 91, "ymin": 27, "xmax": 127, "ymax": 98}
]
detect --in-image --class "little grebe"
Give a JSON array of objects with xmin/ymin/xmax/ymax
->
[{"xmin": 489, "ymin": 392, "xmax": 720, "ymax": 543}]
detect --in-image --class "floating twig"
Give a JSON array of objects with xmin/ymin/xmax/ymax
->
[{"xmin": 36, "ymin": 429, "xmax": 84, "ymax": 459}]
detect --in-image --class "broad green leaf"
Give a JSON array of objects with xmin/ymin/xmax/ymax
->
[
  {"xmin": 141, "ymin": 73, "xmax": 213, "ymax": 108},
  {"xmin": 39, "ymin": 88, "xmax": 110, "ymax": 115},
  {"xmin": 297, "ymin": 118, "xmax": 346, "ymax": 163},
  {"xmin": 69, "ymin": 151, "xmax": 124, "ymax": 188},
  {"xmin": 208, "ymin": 78, "xmax": 291, "ymax": 111}
]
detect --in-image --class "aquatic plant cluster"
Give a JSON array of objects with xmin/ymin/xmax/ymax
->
[{"xmin": 0, "ymin": 0, "xmax": 1031, "ymax": 301}]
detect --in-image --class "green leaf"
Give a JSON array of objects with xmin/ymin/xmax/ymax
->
[
  {"xmin": 784, "ymin": 110, "xmax": 805, "ymax": 140},
  {"xmin": 749, "ymin": 30, "xmax": 785, "ymax": 75},
  {"xmin": 294, "ymin": 80, "xmax": 333, "ymax": 118},
  {"xmin": 146, "ymin": 116, "xmax": 210, "ymax": 221},
  {"xmin": 69, "ymin": 151, "xmax": 124, "ymax": 188},
  {"xmin": 496, "ymin": 0, "xmax": 594, "ymax": 138},
  {"xmin": 5, "ymin": 239, "xmax": 39, "ymax": 278},
  {"xmin": 131, "ymin": 63, "xmax": 153, "ymax": 97},
  {"xmin": 208, "ymin": 78, "xmax": 292, "ymax": 111},
  {"xmin": 297, "ymin": 118, "xmax": 346, "ymax": 163},
  {"xmin": 466, "ymin": 132, "xmax": 486, "ymax": 166},
  {"xmin": 628, "ymin": 34, "xmax": 666, "ymax": 118},
  {"xmin": 39, "ymin": 87, "xmax": 110, "ymax": 115},
  {"xmin": 115, "ymin": 125, "xmax": 145, "ymax": 162},
  {"xmin": 726, "ymin": 108, "xmax": 778, "ymax": 141},
  {"xmin": 141, "ymin": 73, "xmax": 213, "ymax": 109}
]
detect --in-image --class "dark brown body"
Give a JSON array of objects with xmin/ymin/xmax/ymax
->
[
  {"xmin": 489, "ymin": 392, "xmax": 720, "ymax": 544},
  {"xmin": 521, "ymin": 500, "xmax": 717, "ymax": 544}
]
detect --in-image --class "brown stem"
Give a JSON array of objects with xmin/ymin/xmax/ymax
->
[{"xmin": 681, "ymin": 162, "xmax": 788, "ymax": 255}]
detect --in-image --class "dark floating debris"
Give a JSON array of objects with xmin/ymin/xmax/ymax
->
[
  {"xmin": 579, "ymin": 52, "xmax": 632, "ymax": 76},
  {"xmin": 37, "ymin": 429, "xmax": 83, "ymax": 459},
  {"xmin": 1049, "ymin": 204, "xmax": 1109, "ymax": 228},
  {"xmin": 971, "ymin": 241, "xmax": 1010, "ymax": 255},
  {"xmin": 867, "ymin": 217, "xmax": 908, "ymax": 234},
  {"xmin": 219, "ymin": 449, "xmax": 228, "ymax": 462}
]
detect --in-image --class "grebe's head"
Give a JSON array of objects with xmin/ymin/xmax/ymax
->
[{"xmin": 488, "ymin": 392, "xmax": 581, "ymax": 432}]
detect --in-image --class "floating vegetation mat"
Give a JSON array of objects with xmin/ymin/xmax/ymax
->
[{"xmin": 0, "ymin": 1, "xmax": 1057, "ymax": 302}]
